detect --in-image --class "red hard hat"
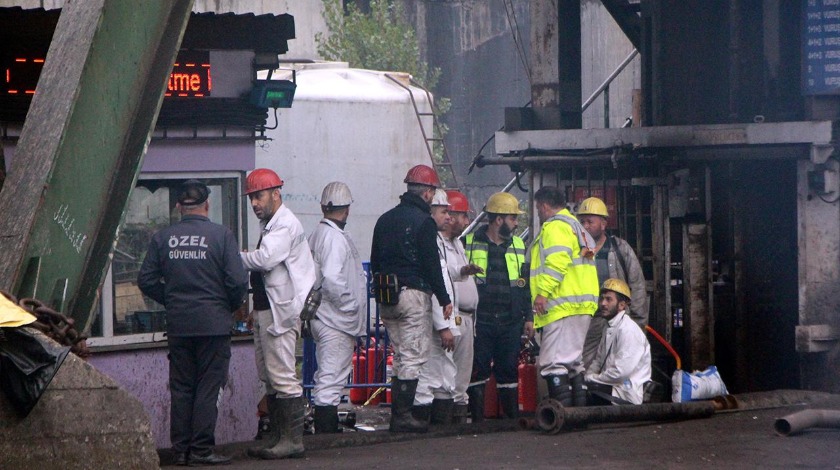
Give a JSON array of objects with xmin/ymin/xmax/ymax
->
[
  {"xmin": 446, "ymin": 190, "xmax": 469, "ymax": 212},
  {"xmin": 244, "ymin": 168, "xmax": 284, "ymax": 195},
  {"xmin": 404, "ymin": 164, "xmax": 441, "ymax": 188}
]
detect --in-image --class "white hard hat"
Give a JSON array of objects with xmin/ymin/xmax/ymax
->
[
  {"xmin": 320, "ymin": 181, "xmax": 353, "ymax": 207},
  {"xmin": 431, "ymin": 188, "xmax": 449, "ymax": 206}
]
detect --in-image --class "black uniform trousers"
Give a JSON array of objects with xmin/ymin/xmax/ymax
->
[
  {"xmin": 472, "ymin": 318, "xmax": 520, "ymax": 385},
  {"xmin": 168, "ymin": 335, "xmax": 231, "ymax": 456}
]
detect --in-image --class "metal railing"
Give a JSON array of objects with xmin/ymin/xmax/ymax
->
[{"xmin": 582, "ymin": 48, "xmax": 639, "ymax": 122}]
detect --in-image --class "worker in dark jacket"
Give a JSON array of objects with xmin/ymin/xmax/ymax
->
[
  {"xmin": 138, "ymin": 179, "xmax": 248, "ymax": 467},
  {"xmin": 464, "ymin": 192, "xmax": 534, "ymax": 421},
  {"xmin": 370, "ymin": 164, "xmax": 453, "ymax": 433}
]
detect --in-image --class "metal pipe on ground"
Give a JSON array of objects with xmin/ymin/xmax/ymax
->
[
  {"xmin": 535, "ymin": 399, "xmax": 717, "ymax": 434},
  {"xmin": 774, "ymin": 409, "xmax": 840, "ymax": 436},
  {"xmin": 532, "ymin": 390, "xmax": 838, "ymax": 434},
  {"xmin": 723, "ymin": 390, "xmax": 835, "ymax": 411}
]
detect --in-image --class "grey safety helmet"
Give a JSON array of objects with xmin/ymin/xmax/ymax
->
[
  {"xmin": 431, "ymin": 188, "xmax": 450, "ymax": 207},
  {"xmin": 320, "ymin": 181, "xmax": 353, "ymax": 209}
]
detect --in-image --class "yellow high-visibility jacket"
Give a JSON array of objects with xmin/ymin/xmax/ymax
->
[
  {"xmin": 464, "ymin": 232, "xmax": 526, "ymax": 287},
  {"xmin": 529, "ymin": 208, "xmax": 599, "ymax": 329}
]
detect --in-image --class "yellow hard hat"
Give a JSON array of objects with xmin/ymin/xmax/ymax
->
[
  {"xmin": 485, "ymin": 192, "xmax": 524, "ymax": 215},
  {"xmin": 577, "ymin": 197, "xmax": 609, "ymax": 218},
  {"xmin": 601, "ymin": 278, "xmax": 631, "ymax": 299}
]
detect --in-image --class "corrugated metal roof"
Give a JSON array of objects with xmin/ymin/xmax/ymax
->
[
  {"xmin": 0, "ymin": 8, "xmax": 295, "ymax": 54},
  {"xmin": 182, "ymin": 11, "xmax": 295, "ymax": 54}
]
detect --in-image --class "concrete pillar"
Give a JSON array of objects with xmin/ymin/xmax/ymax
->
[{"xmin": 529, "ymin": 0, "xmax": 581, "ymax": 129}]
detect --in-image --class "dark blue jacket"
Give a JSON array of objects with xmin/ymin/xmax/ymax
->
[
  {"xmin": 370, "ymin": 192, "xmax": 451, "ymax": 306},
  {"xmin": 138, "ymin": 214, "xmax": 248, "ymax": 337}
]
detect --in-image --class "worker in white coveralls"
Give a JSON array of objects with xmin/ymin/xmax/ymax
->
[
  {"xmin": 413, "ymin": 189, "xmax": 460, "ymax": 425},
  {"xmin": 241, "ymin": 168, "xmax": 316, "ymax": 460},
  {"xmin": 307, "ymin": 182, "xmax": 367, "ymax": 433},
  {"xmin": 443, "ymin": 189, "xmax": 482, "ymax": 423},
  {"xmin": 585, "ymin": 278, "xmax": 651, "ymax": 405}
]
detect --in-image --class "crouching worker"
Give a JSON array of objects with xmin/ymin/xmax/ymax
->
[{"xmin": 584, "ymin": 279, "xmax": 651, "ymax": 405}]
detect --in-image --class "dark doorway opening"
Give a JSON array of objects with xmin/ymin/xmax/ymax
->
[{"xmin": 711, "ymin": 159, "xmax": 800, "ymax": 392}]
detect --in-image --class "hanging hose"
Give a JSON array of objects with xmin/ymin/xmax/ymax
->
[{"xmin": 645, "ymin": 325, "xmax": 681, "ymax": 370}]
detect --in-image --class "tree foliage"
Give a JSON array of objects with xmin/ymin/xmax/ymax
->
[
  {"xmin": 316, "ymin": 0, "xmax": 454, "ymax": 185},
  {"xmin": 316, "ymin": 0, "xmax": 441, "ymax": 91}
]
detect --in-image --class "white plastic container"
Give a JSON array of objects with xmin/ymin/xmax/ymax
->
[{"xmin": 253, "ymin": 63, "xmax": 435, "ymax": 260}]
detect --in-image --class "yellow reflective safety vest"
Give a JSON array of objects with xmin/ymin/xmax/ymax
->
[
  {"xmin": 529, "ymin": 208, "xmax": 599, "ymax": 329},
  {"xmin": 464, "ymin": 231, "xmax": 527, "ymax": 287}
]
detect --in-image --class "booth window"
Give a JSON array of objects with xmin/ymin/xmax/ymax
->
[{"xmin": 89, "ymin": 174, "xmax": 241, "ymax": 347}]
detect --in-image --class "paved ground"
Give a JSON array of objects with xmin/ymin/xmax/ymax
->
[{"xmin": 163, "ymin": 392, "xmax": 840, "ymax": 469}]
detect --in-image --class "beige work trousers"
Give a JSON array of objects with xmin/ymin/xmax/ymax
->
[
  {"xmin": 253, "ymin": 309, "xmax": 302, "ymax": 397},
  {"xmin": 380, "ymin": 288, "xmax": 433, "ymax": 381}
]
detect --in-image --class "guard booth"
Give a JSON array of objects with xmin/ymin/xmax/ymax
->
[{"xmin": 0, "ymin": 6, "xmax": 296, "ymax": 447}]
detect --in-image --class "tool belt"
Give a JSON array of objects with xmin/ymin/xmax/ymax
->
[{"xmin": 373, "ymin": 272, "xmax": 400, "ymax": 306}]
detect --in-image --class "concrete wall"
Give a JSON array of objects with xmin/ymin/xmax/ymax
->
[
  {"xmin": 402, "ymin": 0, "xmax": 532, "ymax": 209},
  {"xmin": 87, "ymin": 340, "xmax": 262, "ymax": 448},
  {"xmin": 797, "ymin": 159, "xmax": 840, "ymax": 392},
  {"xmin": 580, "ymin": 0, "xmax": 640, "ymax": 129}
]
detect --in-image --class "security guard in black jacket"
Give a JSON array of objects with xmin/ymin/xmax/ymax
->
[
  {"xmin": 138, "ymin": 180, "xmax": 248, "ymax": 466},
  {"xmin": 370, "ymin": 164, "xmax": 452, "ymax": 433}
]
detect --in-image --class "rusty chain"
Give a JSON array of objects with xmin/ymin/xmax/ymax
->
[{"xmin": 0, "ymin": 289, "xmax": 90, "ymax": 358}]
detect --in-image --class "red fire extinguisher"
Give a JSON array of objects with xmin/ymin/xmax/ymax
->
[
  {"xmin": 350, "ymin": 350, "xmax": 367, "ymax": 405},
  {"xmin": 518, "ymin": 362, "xmax": 537, "ymax": 413},
  {"xmin": 484, "ymin": 373, "xmax": 499, "ymax": 418},
  {"xmin": 518, "ymin": 337, "xmax": 539, "ymax": 413}
]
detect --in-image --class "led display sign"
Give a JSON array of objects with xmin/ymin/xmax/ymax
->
[
  {"xmin": 2, "ymin": 50, "xmax": 211, "ymax": 98},
  {"xmin": 165, "ymin": 51, "xmax": 211, "ymax": 97},
  {"xmin": 2, "ymin": 56, "xmax": 44, "ymax": 95}
]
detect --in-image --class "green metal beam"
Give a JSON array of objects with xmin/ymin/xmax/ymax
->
[{"xmin": 0, "ymin": 0, "xmax": 194, "ymax": 330}]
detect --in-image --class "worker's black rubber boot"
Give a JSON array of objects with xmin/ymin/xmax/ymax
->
[
  {"xmin": 467, "ymin": 384, "xmax": 485, "ymax": 423},
  {"xmin": 570, "ymin": 373, "xmax": 588, "ymax": 407},
  {"xmin": 430, "ymin": 398, "xmax": 455, "ymax": 425},
  {"xmin": 497, "ymin": 387, "xmax": 519, "ymax": 419},
  {"xmin": 251, "ymin": 396, "xmax": 305, "ymax": 459},
  {"xmin": 313, "ymin": 405, "xmax": 340, "ymax": 434},
  {"xmin": 545, "ymin": 374, "xmax": 573, "ymax": 407},
  {"xmin": 389, "ymin": 379, "xmax": 428, "ymax": 433},
  {"xmin": 452, "ymin": 404, "xmax": 469, "ymax": 424},
  {"xmin": 411, "ymin": 404, "xmax": 432, "ymax": 423}
]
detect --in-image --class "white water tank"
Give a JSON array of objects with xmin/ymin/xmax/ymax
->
[{"xmin": 252, "ymin": 63, "xmax": 435, "ymax": 260}]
